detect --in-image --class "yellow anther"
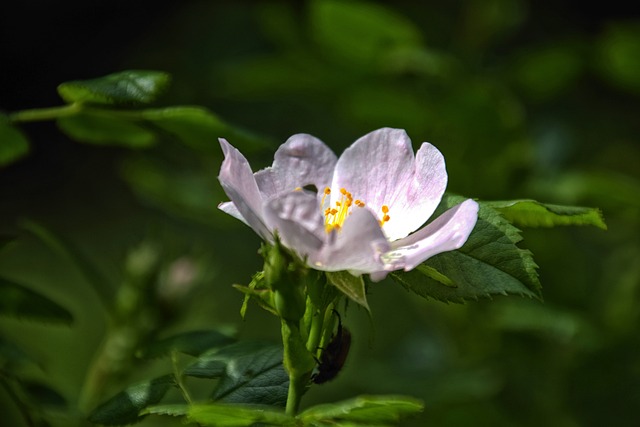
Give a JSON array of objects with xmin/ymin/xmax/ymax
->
[
  {"xmin": 340, "ymin": 188, "xmax": 347, "ymax": 195},
  {"xmin": 324, "ymin": 187, "xmax": 331, "ymax": 195},
  {"xmin": 382, "ymin": 205, "xmax": 389, "ymax": 213},
  {"xmin": 355, "ymin": 200, "xmax": 364, "ymax": 207},
  {"xmin": 383, "ymin": 214, "xmax": 391, "ymax": 222}
]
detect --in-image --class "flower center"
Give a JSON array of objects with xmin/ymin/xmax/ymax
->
[{"xmin": 321, "ymin": 187, "xmax": 390, "ymax": 232}]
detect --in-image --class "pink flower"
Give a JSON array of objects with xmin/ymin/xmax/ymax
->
[{"xmin": 218, "ymin": 128, "xmax": 478, "ymax": 281}]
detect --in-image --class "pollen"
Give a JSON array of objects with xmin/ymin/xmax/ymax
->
[
  {"xmin": 323, "ymin": 187, "xmax": 366, "ymax": 232},
  {"xmin": 379, "ymin": 205, "xmax": 391, "ymax": 227},
  {"xmin": 323, "ymin": 187, "xmax": 387, "ymax": 232}
]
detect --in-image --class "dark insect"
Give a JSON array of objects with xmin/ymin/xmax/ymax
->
[{"xmin": 312, "ymin": 311, "xmax": 351, "ymax": 384}]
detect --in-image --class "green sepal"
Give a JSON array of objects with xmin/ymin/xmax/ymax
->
[
  {"xmin": 325, "ymin": 270, "xmax": 370, "ymax": 311},
  {"xmin": 57, "ymin": 70, "xmax": 170, "ymax": 105}
]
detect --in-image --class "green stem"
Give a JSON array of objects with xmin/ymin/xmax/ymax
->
[
  {"xmin": 281, "ymin": 319, "xmax": 315, "ymax": 416},
  {"xmin": 8, "ymin": 103, "xmax": 82, "ymax": 123}
]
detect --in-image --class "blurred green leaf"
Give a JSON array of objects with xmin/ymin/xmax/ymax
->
[
  {"xmin": 57, "ymin": 112, "xmax": 155, "ymax": 147},
  {"xmin": 20, "ymin": 220, "xmax": 113, "ymax": 306},
  {"xmin": 392, "ymin": 195, "xmax": 541, "ymax": 303},
  {"xmin": 597, "ymin": 23, "xmax": 640, "ymax": 94},
  {"xmin": 0, "ymin": 116, "xmax": 30, "ymax": 166},
  {"xmin": 141, "ymin": 106, "xmax": 228, "ymax": 151},
  {"xmin": 57, "ymin": 70, "xmax": 171, "ymax": 105},
  {"xmin": 0, "ymin": 337, "xmax": 37, "ymax": 369},
  {"xmin": 0, "ymin": 277, "xmax": 73, "ymax": 324},
  {"xmin": 513, "ymin": 44, "xmax": 582, "ymax": 100},
  {"xmin": 22, "ymin": 381, "xmax": 67, "ymax": 408},
  {"xmin": 484, "ymin": 199, "xmax": 607, "ymax": 229},
  {"xmin": 185, "ymin": 342, "xmax": 288, "ymax": 407},
  {"xmin": 120, "ymin": 157, "xmax": 222, "ymax": 225},
  {"xmin": 88, "ymin": 375, "xmax": 175, "ymax": 426},
  {"xmin": 299, "ymin": 395, "xmax": 424, "ymax": 425},
  {"xmin": 139, "ymin": 330, "xmax": 235, "ymax": 359},
  {"xmin": 188, "ymin": 403, "xmax": 294, "ymax": 427},
  {"xmin": 326, "ymin": 271, "xmax": 370, "ymax": 311},
  {"xmin": 310, "ymin": 0, "xmax": 421, "ymax": 66}
]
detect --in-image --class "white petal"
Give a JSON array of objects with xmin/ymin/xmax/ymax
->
[
  {"xmin": 262, "ymin": 191, "xmax": 325, "ymax": 259},
  {"xmin": 331, "ymin": 128, "xmax": 447, "ymax": 241},
  {"xmin": 218, "ymin": 201, "xmax": 248, "ymax": 226},
  {"xmin": 312, "ymin": 208, "xmax": 390, "ymax": 274},
  {"xmin": 385, "ymin": 199, "xmax": 479, "ymax": 271},
  {"xmin": 218, "ymin": 138, "xmax": 271, "ymax": 240},
  {"xmin": 255, "ymin": 134, "xmax": 337, "ymax": 199}
]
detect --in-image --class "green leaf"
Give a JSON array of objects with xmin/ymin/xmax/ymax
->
[
  {"xmin": 57, "ymin": 70, "xmax": 171, "ymax": 105},
  {"xmin": 141, "ymin": 403, "xmax": 188, "ymax": 417},
  {"xmin": 185, "ymin": 342, "xmax": 289, "ymax": 407},
  {"xmin": 141, "ymin": 106, "xmax": 229, "ymax": 151},
  {"xmin": 0, "ymin": 277, "xmax": 73, "ymax": 324},
  {"xmin": 483, "ymin": 199, "xmax": 607, "ymax": 230},
  {"xmin": 325, "ymin": 271, "xmax": 370, "ymax": 311},
  {"xmin": 88, "ymin": 375, "xmax": 175, "ymax": 426},
  {"xmin": 0, "ymin": 116, "xmax": 30, "ymax": 166},
  {"xmin": 391, "ymin": 195, "xmax": 542, "ymax": 303},
  {"xmin": 57, "ymin": 112, "xmax": 156, "ymax": 148},
  {"xmin": 139, "ymin": 330, "xmax": 235, "ymax": 359},
  {"xmin": 299, "ymin": 395, "xmax": 424, "ymax": 425},
  {"xmin": 188, "ymin": 403, "xmax": 295, "ymax": 427}
]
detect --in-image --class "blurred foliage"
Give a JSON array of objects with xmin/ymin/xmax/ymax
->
[{"xmin": 1, "ymin": 0, "xmax": 639, "ymax": 426}]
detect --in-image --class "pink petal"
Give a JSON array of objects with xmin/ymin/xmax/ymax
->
[
  {"xmin": 262, "ymin": 191, "xmax": 325, "ymax": 259},
  {"xmin": 255, "ymin": 134, "xmax": 337, "ymax": 199},
  {"xmin": 385, "ymin": 199, "xmax": 479, "ymax": 271},
  {"xmin": 331, "ymin": 128, "xmax": 447, "ymax": 241},
  {"xmin": 218, "ymin": 138, "xmax": 271, "ymax": 240},
  {"xmin": 312, "ymin": 208, "xmax": 391, "ymax": 275}
]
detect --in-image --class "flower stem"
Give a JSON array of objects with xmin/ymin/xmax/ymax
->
[{"xmin": 281, "ymin": 319, "xmax": 315, "ymax": 416}]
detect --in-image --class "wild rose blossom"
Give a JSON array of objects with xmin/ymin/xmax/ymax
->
[{"xmin": 218, "ymin": 128, "xmax": 478, "ymax": 281}]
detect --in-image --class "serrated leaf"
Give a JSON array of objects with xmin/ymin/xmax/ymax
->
[
  {"xmin": 0, "ymin": 116, "xmax": 30, "ymax": 166},
  {"xmin": 325, "ymin": 271, "xmax": 369, "ymax": 311},
  {"xmin": 299, "ymin": 395, "xmax": 424, "ymax": 425},
  {"xmin": 188, "ymin": 403, "xmax": 295, "ymax": 427},
  {"xmin": 139, "ymin": 330, "xmax": 235, "ymax": 359},
  {"xmin": 484, "ymin": 199, "xmax": 607, "ymax": 230},
  {"xmin": 57, "ymin": 112, "xmax": 155, "ymax": 148},
  {"xmin": 391, "ymin": 195, "xmax": 541, "ymax": 303},
  {"xmin": 185, "ymin": 342, "xmax": 289, "ymax": 406},
  {"xmin": 141, "ymin": 106, "xmax": 228, "ymax": 151},
  {"xmin": 57, "ymin": 70, "xmax": 170, "ymax": 105},
  {"xmin": 88, "ymin": 375, "xmax": 175, "ymax": 426},
  {"xmin": 0, "ymin": 277, "xmax": 73, "ymax": 324}
]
